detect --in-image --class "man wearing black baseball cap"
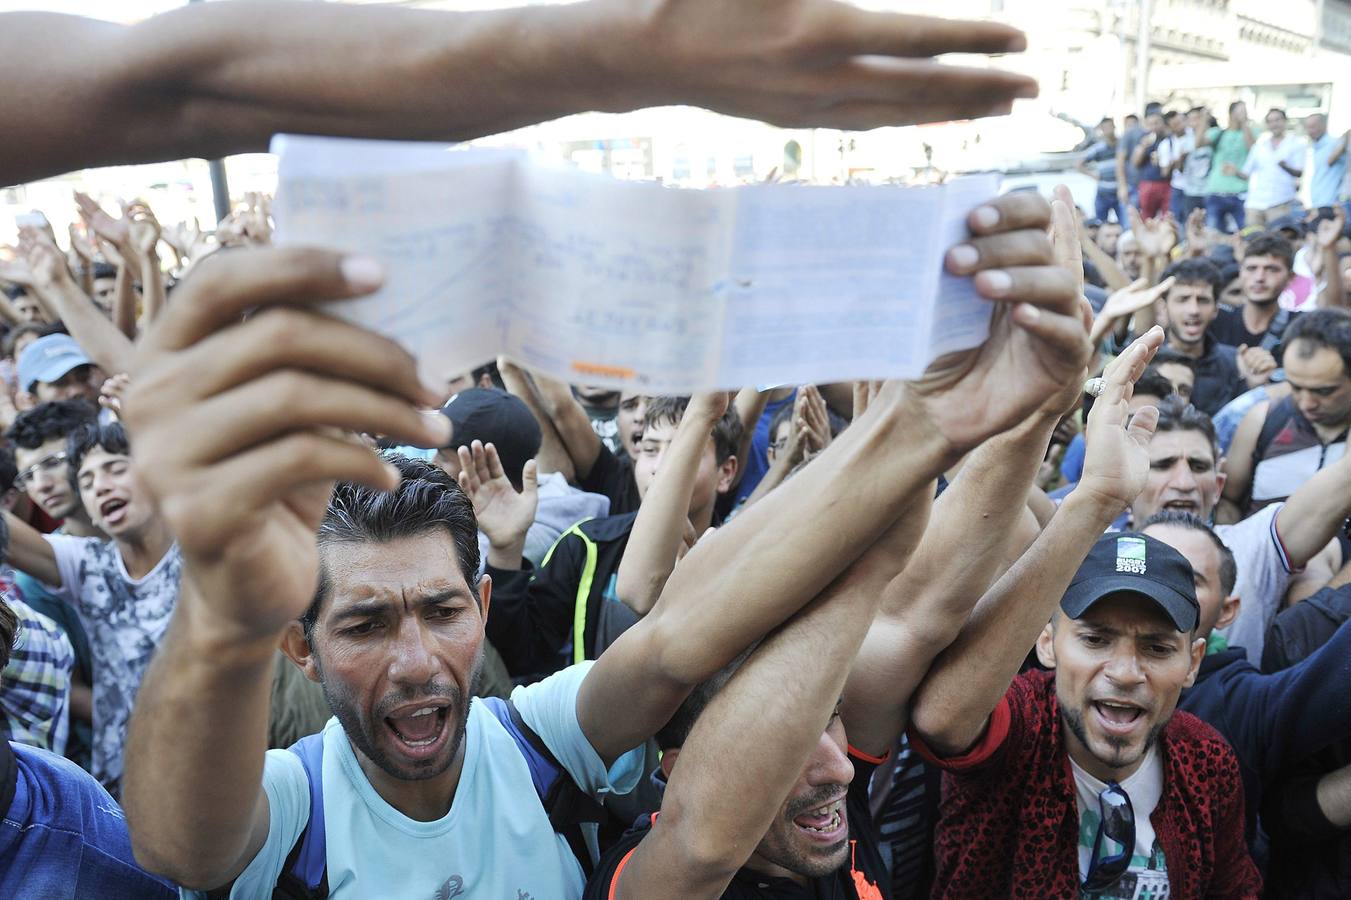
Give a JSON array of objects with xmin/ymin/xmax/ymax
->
[{"xmin": 908, "ymin": 330, "xmax": 1258, "ymax": 897}]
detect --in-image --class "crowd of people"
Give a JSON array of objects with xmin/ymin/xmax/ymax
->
[{"xmin": 2, "ymin": 1, "xmax": 1351, "ymax": 898}]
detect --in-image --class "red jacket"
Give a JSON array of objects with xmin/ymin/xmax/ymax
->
[{"xmin": 910, "ymin": 670, "xmax": 1260, "ymax": 899}]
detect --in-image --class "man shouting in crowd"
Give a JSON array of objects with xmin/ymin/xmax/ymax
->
[{"xmin": 119, "ymin": 181, "xmax": 1090, "ymax": 897}]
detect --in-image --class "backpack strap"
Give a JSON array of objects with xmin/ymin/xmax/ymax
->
[
  {"xmin": 1253, "ymin": 396, "xmax": 1297, "ymax": 468},
  {"xmin": 1259, "ymin": 309, "xmax": 1292, "ymax": 354},
  {"xmin": 481, "ymin": 696, "xmax": 607, "ymax": 876},
  {"xmin": 272, "ymin": 733, "xmax": 329, "ymax": 900}
]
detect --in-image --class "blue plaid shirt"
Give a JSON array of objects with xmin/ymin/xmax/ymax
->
[{"xmin": 0, "ymin": 595, "xmax": 74, "ymax": 755}]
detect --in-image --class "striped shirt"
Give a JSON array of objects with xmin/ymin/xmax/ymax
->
[{"xmin": 0, "ymin": 595, "xmax": 74, "ymax": 755}]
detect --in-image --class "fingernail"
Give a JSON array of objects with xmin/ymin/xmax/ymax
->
[
  {"xmin": 341, "ymin": 255, "xmax": 384, "ymax": 292},
  {"xmin": 948, "ymin": 244, "xmax": 979, "ymax": 271},
  {"xmin": 972, "ymin": 206, "xmax": 1001, "ymax": 230},
  {"xmin": 1016, "ymin": 302, "xmax": 1041, "ymax": 323},
  {"xmin": 423, "ymin": 410, "xmax": 451, "ymax": 446},
  {"xmin": 982, "ymin": 270, "xmax": 1013, "ymax": 296}
]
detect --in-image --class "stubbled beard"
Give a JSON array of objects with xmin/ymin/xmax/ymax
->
[
  {"xmin": 316, "ymin": 647, "xmax": 484, "ymax": 781},
  {"xmin": 1060, "ymin": 699, "xmax": 1165, "ymax": 773}
]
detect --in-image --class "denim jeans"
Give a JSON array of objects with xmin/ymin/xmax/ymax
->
[{"xmin": 1206, "ymin": 193, "xmax": 1246, "ymax": 234}]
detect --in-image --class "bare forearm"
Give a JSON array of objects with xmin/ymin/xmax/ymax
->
[
  {"xmin": 2, "ymin": 511, "xmax": 61, "ymax": 587},
  {"xmin": 69, "ymin": 678, "xmax": 93, "ymax": 723},
  {"xmin": 112, "ymin": 261, "xmax": 137, "ymax": 340},
  {"xmin": 139, "ymin": 248, "xmax": 166, "ymax": 325},
  {"xmin": 1319, "ymin": 245, "xmax": 1347, "ymax": 309},
  {"xmin": 910, "ymin": 492, "xmax": 1119, "ymax": 755},
  {"xmin": 622, "ymin": 566, "xmax": 885, "ymax": 895},
  {"xmin": 615, "ymin": 409, "xmax": 714, "ymax": 615},
  {"xmin": 731, "ymin": 387, "xmax": 770, "ymax": 487},
  {"xmin": 1081, "ymin": 239, "xmax": 1129, "ymax": 293},
  {"xmin": 499, "ymin": 366, "xmax": 574, "ymax": 479},
  {"xmin": 1277, "ymin": 457, "xmax": 1351, "ymax": 567},
  {"xmin": 646, "ymin": 386, "xmax": 953, "ymax": 687},
  {"xmin": 123, "ymin": 590, "xmax": 275, "ymax": 888},
  {"xmin": 532, "ymin": 375, "xmax": 603, "ymax": 479},
  {"xmin": 38, "ymin": 279, "xmax": 135, "ymax": 374},
  {"xmin": 2, "ymin": 2, "xmax": 621, "ymax": 185}
]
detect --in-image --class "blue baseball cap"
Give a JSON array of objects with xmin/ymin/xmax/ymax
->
[{"xmin": 18, "ymin": 334, "xmax": 92, "ymax": 393}]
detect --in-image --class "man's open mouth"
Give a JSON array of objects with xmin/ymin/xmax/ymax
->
[
  {"xmin": 384, "ymin": 704, "xmax": 450, "ymax": 755},
  {"xmin": 100, "ymin": 498, "xmax": 129, "ymax": 524},
  {"xmin": 792, "ymin": 795, "xmax": 848, "ymax": 841},
  {"xmin": 1093, "ymin": 699, "xmax": 1146, "ymax": 735}
]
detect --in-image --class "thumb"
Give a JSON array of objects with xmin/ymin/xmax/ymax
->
[
  {"xmin": 1126, "ymin": 405, "xmax": 1161, "ymax": 446},
  {"xmin": 521, "ymin": 459, "xmax": 539, "ymax": 496}
]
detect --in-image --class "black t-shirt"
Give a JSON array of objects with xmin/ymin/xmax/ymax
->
[
  {"xmin": 1207, "ymin": 305, "xmax": 1301, "ymax": 359},
  {"xmin": 585, "ymin": 754, "xmax": 889, "ymax": 899},
  {"xmin": 580, "ymin": 445, "xmax": 642, "ymax": 517}
]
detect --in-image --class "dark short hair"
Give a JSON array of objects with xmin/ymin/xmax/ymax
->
[
  {"xmin": 655, "ymin": 643, "xmax": 758, "ymax": 750},
  {"xmin": 1141, "ymin": 510, "xmax": 1237, "ymax": 597},
  {"xmin": 1099, "ymin": 116, "xmax": 1114, "ymax": 126},
  {"xmin": 1134, "ymin": 368, "xmax": 1177, "ymax": 402},
  {"xmin": 300, "ymin": 455, "xmax": 481, "ymax": 639},
  {"xmin": 2, "ymin": 322, "xmax": 63, "ymax": 360},
  {"xmin": 1162, "ymin": 258, "xmax": 1222, "ymax": 298},
  {"xmin": 1144, "ymin": 101, "xmax": 1163, "ymax": 116},
  {"xmin": 1242, "ymin": 233, "xmax": 1295, "ymax": 271},
  {"xmin": 1229, "ymin": 100, "xmax": 1245, "ymax": 115},
  {"xmin": 0, "ymin": 446, "xmax": 16, "ymax": 495},
  {"xmin": 1153, "ymin": 397, "xmax": 1218, "ymax": 458},
  {"xmin": 1285, "ymin": 308, "xmax": 1351, "ymax": 375},
  {"xmin": 1163, "ymin": 110, "xmax": 1179, "ymax": 123},
  {"xmin": 1152, "ymin": 346, "xmax": 1197, "ymax": 373},
  {"xmin": 1266, "ymin": 108, "xmax": 1287, "ymax": 121},
  {"xmin": 768, "ymin": 400, "xmax": 795, "ymax": 444},
  {"xmin": 6, "ymin": 400, "xmax": 99, "ymax": 450},
  {"xmin": 66, "ymin": 420, "xmax": 130, "ymax": 493},
  {"xmin": 644, "ymin": 396, "xmax": 744, "ymax": 466},
  {"xmin": 91, "ymin": 262, "xmax": 118, "ymax": 281}
]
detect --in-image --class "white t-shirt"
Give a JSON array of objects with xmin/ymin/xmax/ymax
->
[
  {"xmin": 43, "ymin": 534, "xmax": 181, "ymax": 797},
  {"xmin": 1214, "ymin": 503, "xmax": 1293, "ymax": 665},
  {"xmin": 211, "ymin": 661, "xmax": 643, "ymax": 899},
  {"xmin": 1072, "ymin": 745, "xmax": 1168, "ymax": 898},
  {"xmin": 1159, "ymin": 131, "xmax": 1193, "ymax": 191},
  {"xmin": 1242, "ymin": 134, "xmax": 1306, "ymax": 210}
]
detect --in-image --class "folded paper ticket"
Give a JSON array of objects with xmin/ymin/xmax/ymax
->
[{"xmin": 272, "ymin": 135, "xmax": 999, "ymax": 393}]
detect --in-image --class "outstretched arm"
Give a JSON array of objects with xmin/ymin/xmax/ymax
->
[
  {"xmin": 1, "ymin": 1, "xmax": 1033, "ymax": 185},
  {"xmin": 610, "ymin": 503, "xmax": 918, "ymax": 898},
  {"xmin": 615, "ymin": 393, "xmax": 726, "ymax": 616},
  {"xmin": 121, "ymin": 248, "xmax": 450, "ymax": 890},
  {"xmin": 909, "ymin": 329, "xmax": 1163, "ymax": 757},
  {"xmin": 579, "ymin": 189, "xmax": 1093, "ymax": 764},
  {"xmin": 843, "ymin": 188, "xmax": 1089, "ymax": 757}
]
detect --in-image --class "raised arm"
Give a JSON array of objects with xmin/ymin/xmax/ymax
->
[
  {"xmin": 120, "ymin": 248, "xmax": 450, "ymax": 890},
  {"xmin": 497, "ymin": 357, "xmax": 575, "ymax": 480},
  {"xmin": 129, "ymin": 208, "xmax": 167, "ymax": 327},
  {"xmin": 530, "ymin": 372, "xmax": 608, "ymax": 482},
  {"xmin": 1218, "ymin": 400, "xmax": 1266, "ymax": 524},
  {"xmin": 615, "ymin": 393, "xmax": 727, "ymax": 616},
  {"xmin": 909, "ymin": 328, "xmax": 1163, "ymax": 757},
  {"xmin": 579, "ymin": 189, "xmax": 1093, "ymax": 763},
  {"xmin": 1316, "ymin": 208, "xmax": 1348, "ymax": 310},
  {"xmin": 1, "ymin": 511, "xmax": 61, "ymax": 588},
  {"xmin": 610, "ymin": 503, "xmax": 917, "ymax": 898},
  {"xmin": 1274, "ymin": 444, "xmax": 1351, "ymax": 569},
  {"xmin": 1, "ymin": 1, "xmax": 1034, "ymax": 185},
  {"xmin": 842, "ymin": 188, "xmax": 1089, "ymax": 757},
  {"xmin": 21, "ymin": 231, "xmax": 136, "ymax": 375}
]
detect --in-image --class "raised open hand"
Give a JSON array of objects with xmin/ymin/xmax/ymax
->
[
  {"xmin": 456, "ymin": 440, "xmax": 538, "ymax": 557},
  {"xmin": 68, "ymin": 223, "xmax": 97, "ymax": 263},
  {"xmin": 75, "ymin": 191, "xmax": 129, "ymax": 247},
  {"xmin": 20, "ymin": 229, "xmax": 73, "ymax": 290},
  {"xmin": 910, "ymin": 190, "xmax": 1092, "ymax": 451},
  {"xmin": 1098, "ymin": 276, "xmax": 1176, "ymax": 325},
  {"xmin": 1130, "ymin": 207, "xmax": 1178, "ymax": 258},
  {"xmin": 617, "ymin": 0, "xmax": 1037, "ymax": 130},
  {"xmin": 122, "ymin": 247, "xmax": 449, "ymax": 641},
  {"xmin": 1078, "ymin": 327, "xmax": 1165, "ymax": 512},
  {"xmin": 128, "ymin": 206, "xmax": 163, "ymax": 257},
  {"xmin": 1185, "ymin": 207, "xmax": 1207, "ymax": 252}
]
